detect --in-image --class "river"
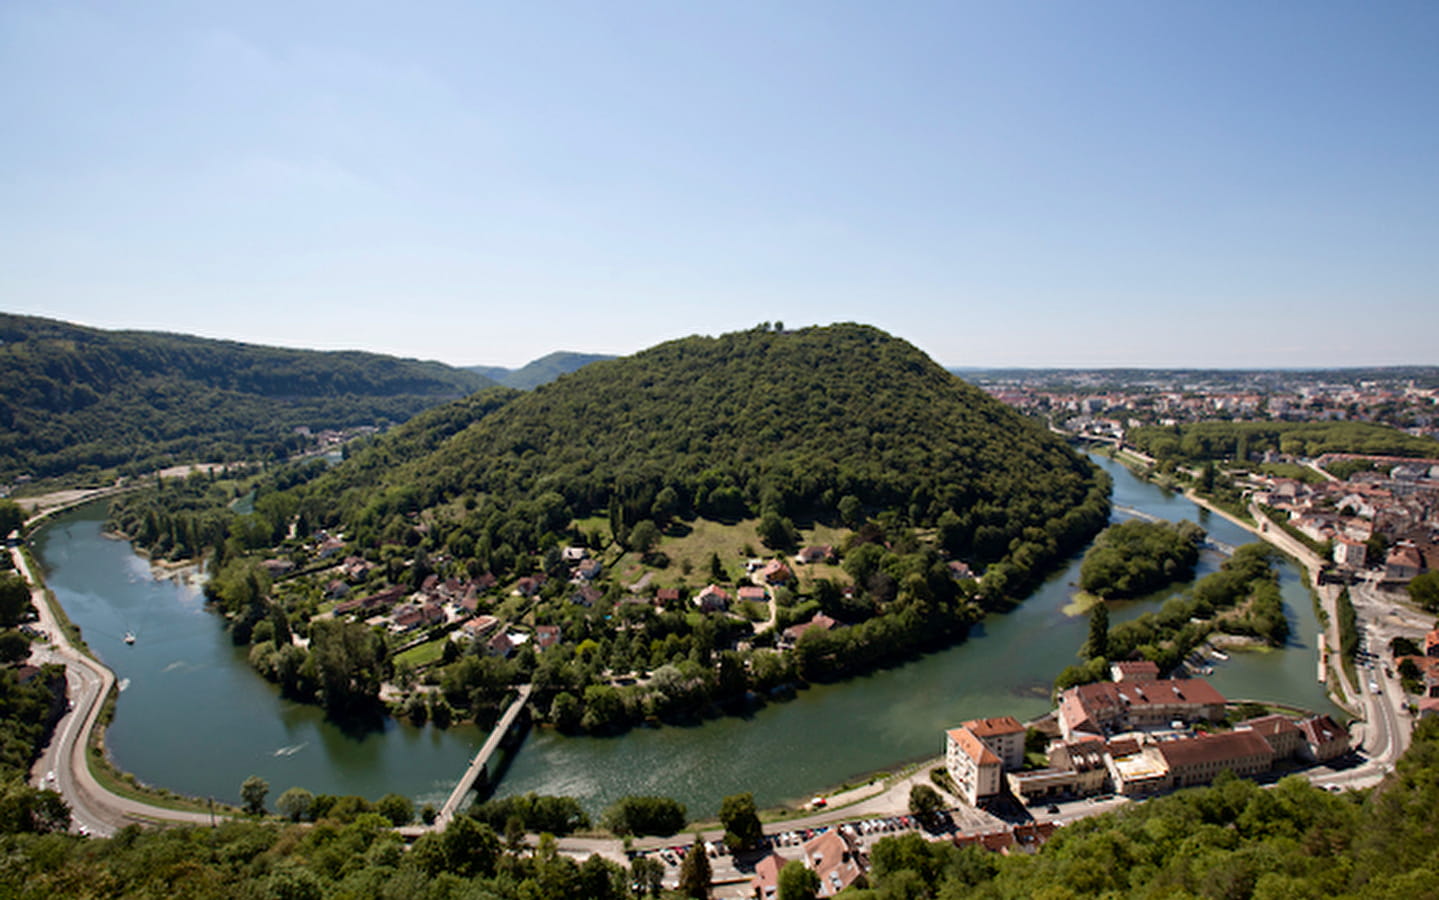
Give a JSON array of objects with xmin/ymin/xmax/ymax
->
[{"xmin": 32, "ymin": 454, "xmax": 1338, "ymax": 817}]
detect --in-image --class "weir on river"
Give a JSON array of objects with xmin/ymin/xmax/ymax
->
[{"xmin": 34, "ymin": 454, "xmax": 1341, "ymax": 815}]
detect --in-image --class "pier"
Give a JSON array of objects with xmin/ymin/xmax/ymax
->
[{"xmin": 435, "ymin": 683, "xmax": 533, "ymax": 829}]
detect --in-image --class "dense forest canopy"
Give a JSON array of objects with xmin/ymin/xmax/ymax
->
[
  {"xmin": 1127, "ymin": 420, "xmax": 1439, "ymax": 464},
  {"xmin": 1078, "ymin": 519, "xmax": 1205, "ymax": 600},
  {"xmin": 293, "ymin": 323, "xmax": 1103, "ymax": 566},
  {"xmin": 0, "ymin": 313, "xmax": 492, "ymax": 481}
]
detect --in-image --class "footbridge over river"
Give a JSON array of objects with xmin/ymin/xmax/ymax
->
[
  {"xmin": 436, "ymin": 683, "xmax": 533, "ymax": 830},
  {"xmin": 1113, "ymin": 505, "xmax": 1238, "ymax": 556}
]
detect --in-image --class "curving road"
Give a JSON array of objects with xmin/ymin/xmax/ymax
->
[{"xmin": 16, "ymin": 544, "xmax": 216, "ymax": 835}]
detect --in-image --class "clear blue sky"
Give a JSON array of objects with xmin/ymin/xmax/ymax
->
[{"xmin": 3, "ymin": 2, "xmax": 1436, "ymax": 368}]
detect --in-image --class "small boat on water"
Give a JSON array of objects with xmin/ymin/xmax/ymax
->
[{"xmin": 123, "ymin": 631, "xmax": 135, "ymax": 645}]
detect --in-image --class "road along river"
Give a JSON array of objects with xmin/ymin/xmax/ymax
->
[{"xmin": 33, "ymin": 454, "xmax": 1339, "ymax": 816}]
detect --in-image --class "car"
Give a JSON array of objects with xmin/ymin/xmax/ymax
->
[{"xmin": 1046, "ymin": 805, "xmax": 1060, "ymax": 815}]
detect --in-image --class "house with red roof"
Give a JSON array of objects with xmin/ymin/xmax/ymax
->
[
  {"xmin": 749, "ymin": 829, "xmax": 867, "ymax": 899},
  {"xmin": 1297, "ymin": 715, "xmax": 1350, "ymax": 763},
  {"xmin": 1057, "ymin": 678, "xmax": 1226, "ymax": 740},
  {"xmin": 759, "ymin": 559, "xmax": 794, "ymax": 585}
]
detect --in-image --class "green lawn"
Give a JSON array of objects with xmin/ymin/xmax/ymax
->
[{"xmin": 394, "ymin": 637, "xmax": 449, "ymax": 668}]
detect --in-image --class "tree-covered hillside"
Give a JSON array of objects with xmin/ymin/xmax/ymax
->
[
  {"xmin": 467, "ymin": 351, "xmax": 615, "ymax": 390},
  {"xmin": 307, "ymin": 323, "xmax": 1102, "ymax": 564},
  {"xmin": 0, "ymin": 314, "xmax": 493, "ymax": 481}
]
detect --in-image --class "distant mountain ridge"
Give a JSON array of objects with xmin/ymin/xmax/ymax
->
[
  {"xmin": 0, "ymin": 313, "xmax": 493, "ymax": 482},
  {"xmin": 467, "ymin": 351, "xmax": 615, "ymax": 390}
]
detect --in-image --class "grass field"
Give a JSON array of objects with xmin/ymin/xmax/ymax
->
[
  {"xmin": 602, "ymin": 516, "xmax": 856, "ymax": 591},
  {"xmin": 394, "ymin": 637, "xmax": 448, "ymax": 668}
]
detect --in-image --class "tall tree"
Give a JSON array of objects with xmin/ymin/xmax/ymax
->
[
  {"xmin": 778, "ymin": 860, "xmax": 820, "ymax": 900},
  {"xmin": 719, "ymin": 792, "xmax": 763, "ymax": 852},
  {"xmin": 1082, "ymin": 603, "xmax": 1109, "ymax": 661},
  {"xmin": 240, "ymin": 775, "xmax": 269, "ymax": 815},
  {"xmin": 677, "ymin": 835, "xmax": 712, "ymax": 899}
]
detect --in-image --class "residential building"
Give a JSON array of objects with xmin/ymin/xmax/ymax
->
[
  {"xmin": 1110, "ymin": 660, "xmax": 1160, "ymax": 682},
  {"xmin": 1057, "ymin": 678, "xmax": 1227, "ymax": 739},
  {"xmin": 694, "ymin": 584, "xmax": 730, "ymax": 612},
  {"xmin": 1237, "ymin": 714, "xmax": 1305, "ymax": 760},
  {"xmin": 1333, "ymin": 537, "xmax": 1368, "ymax": 569},
  {"xmin": 1158, "ymin": 731, "xmax": 1274, "ymax": 789},
  {"xmin": 1297, "ymin": 715, "xmax": 1350, "ymax": 763},
  {"xmin": 1385, "ymin": 546, "xmax": 1424, "ymax": 581},
  {"xmin": 946, "ymin": 727, "xmax": 1004, "ymax": 805},
  {"xmin": 750, "ymin": 830, "xmax": 866, "ymax": 899},
  {"xmin": 964, "ymin": 716, "xmax": 1027, "ymax": 770}
]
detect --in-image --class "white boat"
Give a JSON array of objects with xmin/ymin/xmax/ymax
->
[{"xmin": 123, "ymin": 631, "xmax": 135, "ymax": 645}]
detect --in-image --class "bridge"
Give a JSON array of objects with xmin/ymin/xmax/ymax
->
[
  {"xmin": 1113, "ymin": 504, "xmax": 1163, "ymax": 523},
  {"xmin": 435, "ymin": 683, "xmax": 533, "ymax": 829}
]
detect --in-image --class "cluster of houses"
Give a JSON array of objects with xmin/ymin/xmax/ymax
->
[
  {"xmin": 945, "ymin": 661, "xmax": 1351, "ymax": 808},
  {"xmin": 1248, "ymin": 456, "xmax": 1439, "ymax": 582},
  {"xmin": 987, "ymin": 376, "xmax": 1439, "ymax": 443}
]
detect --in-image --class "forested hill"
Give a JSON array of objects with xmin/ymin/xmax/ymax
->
[
  {"xmin": 299, "ymin": 323, "xmax": 1105, "ymax": 570},
  {"xmin": 467, "ymin": 351, "xmax": 614, "ymax": 390},
  {"xmin": 0, "ymin": 313, "xmax": 493, "ymax": 481}
]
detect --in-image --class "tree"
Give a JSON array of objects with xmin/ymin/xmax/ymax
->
[
  {"xmin": 718, "ymin": 792, "xmax": 762, "ymax": 852},
  {"xmin": 376, "ymin": 792, "xmax": 414, "ymax": 826},
  {"xmin": 276, "ymin": 786, "xmax": 314, "ymax": 822},
  {"xmin": 0, "ymin": 499, "xmax": 23, "ymax": 537},
  {"xmin": 629, "ymin": 520, "xmax": 662, "ymax": 557},
  {"xmin": 1408, "ymin": 571, "xmax": 1439, "ymax": 613},
  {"xmin": 778, "ymin": 860, "xmax": 820, "ymax": 900},
  {"xmin": 0, "ymin": 629, "xmax": 28, "ymax": 664},
  {"xmin": 240, "ymin": 775, "xmax": 269, "ymax": 815},
  {"xmin": 0, "ymin": 573, "xmax": 29, "ymax": 627},
  {"xmin": 677, "ymin": 834, "xmax": 712, "ymax": 899},
  {"xmin": 441, "ymin": 815, "xmax": 501, "ymax": 878},
  {"xmin": 1082, "ymin": 603, "xmax": 1109, "ymax": 661},
  {"xmin": 908, "ymin": 783, "xmax": 944, "ymax": 829},
  {"xmin": 631, "ymin": 855, "xmax": 665, "ymax": 898},
  {"xmin": 601, "ymin": 795, "xmax": 687, "ymax": 836}
]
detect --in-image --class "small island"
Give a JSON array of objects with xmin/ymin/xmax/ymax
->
[{"xmin": 1078, "ymin": 519, "xmax": 1205, "ymax": 600}]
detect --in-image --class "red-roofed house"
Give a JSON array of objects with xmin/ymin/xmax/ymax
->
[
  {"xmin": 1157, "ymin": 730, "xmax": 1274, "ymax": 788},
  {"xmin": 1237, "ymin": 714, "xmax": 1305, "ymax": 760},
  {"xmin": 1111, "ymin": 660, "xmax": 1160, "ymax": 682},
  {"xmin": 1298, "ymin": 715, "xmax": 1350, "ymax": 763},
  {"xmin": 797, "ymin": 545, "xmax": 834, "ymax": 564},
  {"xmin": 1057, "ymin": 679, "xmax": 1227, "ymax": 740},
  {"xmin": 694, "ymin": 584, "xmax": 730, "ymax": 612},
  {"xmin": 759, "ymin": 560, "xmax": 794, "ymax": 585},
  {"xmin": 781, "ymin": 613, "xmax": 838, "ymax": 648},
  {"xmin": 738, "ymin": 585, "xmax": 768, "ymax": 604},
  {"xmin": 963, "ymin": 716, "xmax": 1026, "ymax": 770},
  {"xmin": 535, "ymin": 624, "xmax": 561, "ymax": 651},
  {"xmin": 749, "ymin": 830, "xmax": 867, "ymax": 899},
  {"xmin": 1385, "ymin": 546, "xmax": 1424, "ymax": 581}
]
